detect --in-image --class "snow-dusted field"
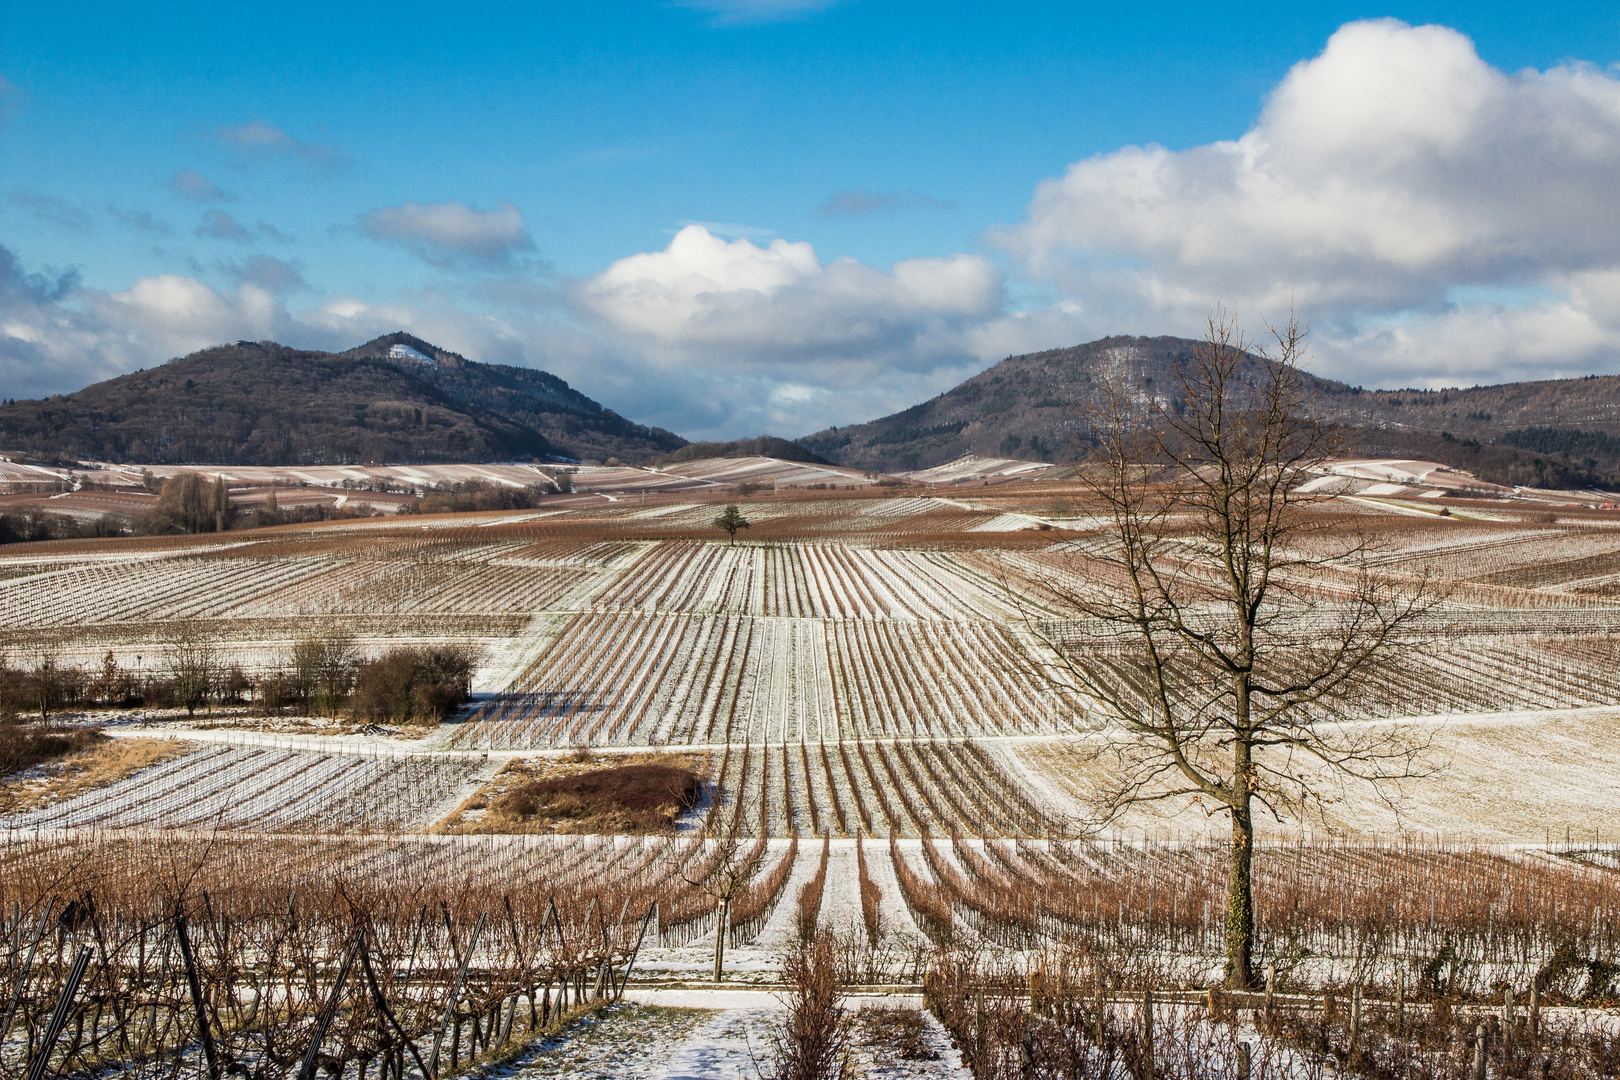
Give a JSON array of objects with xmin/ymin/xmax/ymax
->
[
  {"xmin": 6, "ymin": 487, "xmax": 1619, "ymax": 846},
  {"xmin": 0, "ymin": 742, "xmax": 487, "ymax": 832},
  {"xmin": 4, "ymin": 485, "xmax": 1620, "ymax": 1072}
]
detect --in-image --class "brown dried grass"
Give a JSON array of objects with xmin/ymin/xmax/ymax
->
[
  {"xmin": 435, "ymin": 751, "xmax": 709, "ymax": 835},
  {"xmin": 0, "ymin": 733, "xmax": 188, "ymax": 812}
]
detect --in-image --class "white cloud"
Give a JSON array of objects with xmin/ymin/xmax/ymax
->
[
  {"xmin": 357, "ymin": 201, "xmax": 537, "ymax": 267},
  {"xmin": 672, "ymin": 220, "xmax": 777, "ymax": 241},
  {"xmin": 581, "ymin": 224, "xmax": 998, "ymax": 355},
  {"xmin": 568, "ymin": 225, "xmax": 1002, "ymax": 434},
  {"xmin": 997, "ymin": 19, "xmax": 1620, "ymax": 385}
]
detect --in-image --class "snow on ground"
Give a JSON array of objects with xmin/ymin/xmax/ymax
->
[
  {"xmin": 657, "ymin": 457, "xmax": 878, "ymax": 490},
  {"xmin": 753, "ymin": 843, "xmax": 827, "ymax": 950},
  {"xmin": 968, "ymin": 511, "xmax": 1054, "ymax": 532},
  {"xmin": 860, "ymin": 840, "xmax": 931, "ymax": 946},
  {"xmin": 488, "ymin": 1001, "xmax": 969, "ymax": 1080},
  {"xmin": 1324, "ymin": 459, "xmax": 1455, "ymax": 486},
  {"xmin": 816, "ymin": 845, "xmax": 859, "ymax": 936},
  {"xmin": 900, "ymin": 455, "xmax": 1059, "ymax": 485},
  {"xmin": 6, "ymin": 457, "xmax": 883, "ymax": 503},
  {"xmin": 473, "ymin": 611, "xmax": 580, "ymax": 695},
  {"xmin": 1018, "ymin": 706, "xmax": 1620, "ymax": 843},
  {"xmin": 0, "ymin": 742, "xmax": 486, "ymax": 832}
]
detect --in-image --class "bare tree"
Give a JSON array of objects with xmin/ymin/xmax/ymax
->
[
  {"xmin": 165, "ymin": 622, "xmax": 220, "ymax": 717},
  {"xmin": 684, "ymin": 825, "xmax": 766, "ymax": 982},
  {"xmin": 291, "ymin": 629, "xmax": 357, "ymax": 716},
  {"xmin": 1018, "ymin": 309, "xmax": 1442, "ymax": 987},
  {"xmin": 27, "ymin": 640, "xmax": 65, "ymax": 727}
]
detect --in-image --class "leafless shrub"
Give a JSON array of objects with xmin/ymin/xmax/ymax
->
[{"xmin": 768, "ymin": 931, "xmax": 849, "ymax": 1080}]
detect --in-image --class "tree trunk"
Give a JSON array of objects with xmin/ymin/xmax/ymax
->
[
  {"xmin": 712, "ymin": 898, "xmax": 728, "ymax": 981},
  {"xmin": 1226, "ymin": 790, "xmax": 1255, "ymax": 989}
]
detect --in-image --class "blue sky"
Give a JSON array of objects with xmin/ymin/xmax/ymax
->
[{"xmin": 3, "ymin": 1, "xmax": 1619, "ymax": 440}]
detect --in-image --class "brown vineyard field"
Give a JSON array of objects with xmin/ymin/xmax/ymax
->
[{"xmin": 1, "ymin": 477, "xmax": 1617, "ymax": 1075}]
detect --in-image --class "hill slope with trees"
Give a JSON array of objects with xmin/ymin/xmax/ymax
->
[
  {"xmin": 0, "ymin": 334, "xmax": 684, "ymax": 466},
  {"xmin": 799, "ymin": 335, "xmax": 1620, "ymax": 488}
]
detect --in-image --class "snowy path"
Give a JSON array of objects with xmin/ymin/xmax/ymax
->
[
  {"xmin": 864, "ymin": 840, "xmax": 931, "ymax": 945},
  {"xmin": 491, "ymin": 1002, "xmax": 969, "ymax": 1080},
  {"xmin": 647, "ymin": 1010, "xmax": 769, "ymax": 1080},
  {"xmin": 751, "ymin": 843, "xmax": 825, "ymax": 949},
  {"xmin": 817, "ymin": 845, "xmax": 859, "ymax": 935}
]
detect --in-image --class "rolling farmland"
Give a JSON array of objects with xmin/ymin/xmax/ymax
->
[{"xmin": 2, "ymin": 480, "xmax": 1618, "ymax": 1076}]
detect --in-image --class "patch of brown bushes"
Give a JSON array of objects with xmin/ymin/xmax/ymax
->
[
  {"xmin": 348, "ymin": 645, "xmax": 476, "ymax": 723},
  {"xmin": 492, "ymin": 762, "xmax": 703, "ymax": 833}
]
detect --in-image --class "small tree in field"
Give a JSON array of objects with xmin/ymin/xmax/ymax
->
[
  {"xmin": 685, "ymin": 826, "xmax": 765, "ymax": 982},
  {"xmin": 713, "ymin": 504, "xmax": 751, "ymax": 546},
  {"xmin": 1020, "ymin": 309, "xmax": 1442, "ymax": 988},
  {"xmin": 28, "ymin": 643, "xmax": 64, "ymax": 727},
  {"xmin": 164, "ymin": 623, "xmax": 219, "ymax": 717},
  {"xmin": 290, "ymin": 630, "xmax": 358, "ymax": 716}
]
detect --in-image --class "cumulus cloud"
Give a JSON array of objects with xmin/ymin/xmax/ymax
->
[
  {"xmin": 0, "ymin": 244, "xmax": 309, "ymax": 399},
  {"xmin": 168, "ymin": 168, "xmax": 231, "ymax": 202},
  {"xmin": 215, "ymin": 121, "xmax": 351, "ymax": 171},
  {"xmin": 574, "ymin": 224, "xmax": 1001, "ymax": 433},
  {"xmin": 817, "ymin": 188, "xmax": 956, "ymax": 217},
  {"xmin": 357, "ymin": 200, "xmax": 537, "ymax": 267},
  {"xmin": 582, "ymin": 224, "xmax": 998, "ymax": 352},
  {"xmin": 997, "ymin": 19, "xmax": 1620, "ymax": 385},
  {"xmin": 672, "ymin": 220, "xmax": 777, "ymax": 241}
]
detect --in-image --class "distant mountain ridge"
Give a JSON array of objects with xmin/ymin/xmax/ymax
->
[
  {"xmin": 0, "ymin": 334, "xmax": 685, "ymax": 467},
  {"xmin": 800, "ymin": 335, "xmax": 1620, "ymax": 489},
  {"xmin": 9, "ymin": 331, "xmax": 1620, "ymax": 486}
]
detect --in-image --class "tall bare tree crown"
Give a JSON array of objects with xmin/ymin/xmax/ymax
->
[{"xmin": 1017, "ymin": 308, "xmax": 1443, "ymax": 986}]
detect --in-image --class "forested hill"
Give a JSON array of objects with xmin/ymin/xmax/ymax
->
[
  {"xmin": 798, "ymin": 335, "xmax": 1620, "ymax": 488},
  {"xmin": 659, "ymin": 435, "xmax": 830, "ymax": 466},
  {"xmin": 0, "ymin": 333, "xmax": 685, "ymax": 466}
]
